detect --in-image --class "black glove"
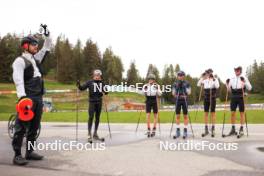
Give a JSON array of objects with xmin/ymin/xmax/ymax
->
[
  {"xmin": 240, "ymin": 76, "xmax": 245, "ymax": 82},
  {"xmin": 226, "ymin": 79, "xmax": 230, "ymax": 84},
  {"xmin": 40, "ymin": 24, "xmax": 50, "ymax": 37}
]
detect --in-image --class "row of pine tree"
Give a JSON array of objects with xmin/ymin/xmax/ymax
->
[{"xmin": 0, "ymin": 33, "xmax": 263, "ymax": 104}]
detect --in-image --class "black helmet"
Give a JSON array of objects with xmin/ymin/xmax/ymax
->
[
  {"xmin": 206, "ymin": 68, "xmax": 213, "ymax": 74},
  {"xmin": 21, "ymin": 35, "xmax": 38, "ymax": 47},
  {"xmin": 177, "ymin": 71, "xmax": 185, "ymax": 77}
]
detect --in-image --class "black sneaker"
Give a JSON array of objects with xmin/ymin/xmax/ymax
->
[
  {"xmin": 13, "ymin": 155, "xmax": 28, "ymax": 166},
  {"xmin": 202, "ymin": 127, "xmax": 209, "ymax": 137},
  {"xmin": 25, "ymin": 152, "xmax": 44, "ymax": 160},
  {"xmin": 173, "ymin": 128, "xmax": 181, "ymax": 139},
  {"xmin": 147, "ymin": 129, "xmax": 151, "ymax": 138},
  {"xmin": 210, "ymin": 126, "xmax": 215, "ymax": 137},
  {"xmin": 211, "ymin": 128, "xmax": 215, "ymax": 137},
  {"xmin": 237, "ymin": 127, "xmax": 244, "ymax": 138},
  {"xmin": 227, "ymin": 128, "xmax": 237, "ymax": 136},
  {"xmin": 183, "ymin": 128, "xmax": 188, "ymax": 139}
]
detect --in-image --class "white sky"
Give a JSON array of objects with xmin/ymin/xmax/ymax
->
[{"xmin": 1, "ymin": 0, "xmax": 264, "ymax": 81}]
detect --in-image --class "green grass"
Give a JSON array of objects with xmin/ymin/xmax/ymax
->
[
  {"xmin": 0, "ymin": 110, "xmax": 263, "ymax": 124},
  {"xmin": 0, "ymin": 81, "xmax": 145, "ymax": 113}
]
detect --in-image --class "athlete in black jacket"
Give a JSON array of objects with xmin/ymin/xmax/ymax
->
[{"xmin": 77, "ymin": 69, "xmax": 108, "ymax": 142}]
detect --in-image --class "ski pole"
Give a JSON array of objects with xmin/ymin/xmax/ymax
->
[
  {"xmin": 183, "ymin": 92, "xmax": 194, "ymax": 138},
  {"xmin": 104, "ymin": 96, "xmax": 112, "ymax": 139},
  {"xmin": 156, "ymin": 96, "xmax": 161, "ymax": 136},
  {"xmin": 194, "ymin": 86, "xmax": 203, "ymax": 121},
  {"xmin": 209, "ymin": 85, "xmax": 213, "ymax": 132},
  {"xmin": 170, "ymin": 92, "xmax": 179, "ymax": 138},
  {"xmin": 76, "ymin": 88, "xmax": 79, "ymax": 141},
  {"xmin": 135, "ymin": 109, "xmax": 142, "ymax": 133},
  {"xmin": 242, "ymin": 87, "xmax": 249, "ymax": 137},
  {"xmin": 221, "ymin": 86, "xmax": 229, "ymax": 137}
]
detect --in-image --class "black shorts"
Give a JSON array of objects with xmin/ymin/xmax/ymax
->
[
  {"xmin": 204, "ymin": 98, "xmax": 216, "ymax": 112},
  {"xmin": 146, "ymin": 101, "xmax": 158, "ymax": 113},
  {"xmin": 230, "ymin": 97, "xmax": 245, "ymax": 112},
  {"xmin": 175, "ymin": 100, "xmax": 188, "ymax": 115}
]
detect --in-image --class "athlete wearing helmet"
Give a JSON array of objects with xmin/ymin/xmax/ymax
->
[
  {"xmin": 76, "ymin": 69, "xmax": 108, "ymax": 142},
  {"xmin": 142, "ymin": 73, "xmax": 162, "ymax": 137},
  {"xmin": 172, "ymin": 71, "xmax": 191, "ymax": 139},
  {"xmin": 11, "ymin": 25, "xmax": 52, "ymax": 165}
]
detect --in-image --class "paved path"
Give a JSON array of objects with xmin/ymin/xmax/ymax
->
[{"xmin": 1, "ymin": 122, "xmax": 264, "ymax": 176}]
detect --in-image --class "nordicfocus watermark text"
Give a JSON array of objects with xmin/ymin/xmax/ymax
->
[
  {"xmin": 160, "ymin": 140, "xmax": 238, "ymax": 151},
  {"xmin": 92, "ymin": 82, "xmax": 172, "ymax": 93},
  {"xmin": 28, "ymin": 140, "xmax": 106, "ymax": 151}
]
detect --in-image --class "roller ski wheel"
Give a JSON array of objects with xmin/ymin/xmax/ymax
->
[
  {"xmin": 173, "ymin": 135, "xmax": 179, "ymax": 139},
  {"xmin": 211, "ymin": 130, "xmax": 215, "ymax": 138},
  {"xmin": 88, "ymin": 135, "xmax": 93, "ymax": 144},
  {"xmin": 222, "ymin": 131, "xmax": 237, "ymax": 138},
  {"xmin": 94, "ymin": 138, "xmax": 105, "ymax": 142},
  {"xmin": 150, "ymin": 131, "xmax": 156, "ymax": 137},
  {"xmin": 237, "ymin": 133, "xmax": 244, "ymax": 139},
  {"xmin": 201, "ymin": 131, "xmax": 209, "ymax": 137},
  {"xmin": 237, "ymin": 131, "xmax": 244, "ymax": 139}
]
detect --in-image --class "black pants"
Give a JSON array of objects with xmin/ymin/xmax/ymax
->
[
  {"xmin": 230, "ymin": 97, "xmax": 245, "ymax": 112},
  {"xmin": 12, "ymin": 96, "xmax": 43, "ymax": 156},
  {"xmin": 146, "ymin": 100, "xmax": 158, "ymax": 113},
  {"xmin": 88, "ymin": 101, "xmax": 102, "ymax": 134},
  {"xmin": 204, "ymin": 98, "xmax": 216, "ymax": 112},
  {"xmin": 176, "ymin": 99, "xmax": 188, "ymax": 115}
]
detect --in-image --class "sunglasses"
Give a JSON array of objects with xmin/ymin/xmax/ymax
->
[{"xmin": 30, "ymin": 42, "xmax": 39, "ymax": 46}]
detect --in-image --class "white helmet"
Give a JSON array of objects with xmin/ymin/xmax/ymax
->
[
  {"xmin": 147, "ymin": 73, "xmax": 156, "ymax": 80},
  {"xmin": 93, "ymin": 69, "xmax": 102, "ymax": 76}
]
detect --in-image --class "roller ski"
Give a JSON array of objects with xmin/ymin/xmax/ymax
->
[
  {"xmin": 222, "ymin": 127, "xmax": 237, "ymax": 138},
  {"xmin": 173, "ymin": 128, "xmax": 181, "ymax": 139},
  {"xmin": 93, "ymin": 134, "xmax": 105, "ymax": 142},
  {"xmin": 183, "ymin": 128, "xmax": 188, "ymax": 140},
  {"xmin": 150, "ymin": 128, "xmax": 156, "ymax": 137},
  {"xmin": 237, "ymin": 127, "xmax": 244, "ymax": 139},
  {"xmin": 201, "ymin": 126, "xmax": 209, "ymax": 137}
]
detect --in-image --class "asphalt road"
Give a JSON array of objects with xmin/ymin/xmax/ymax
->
[{"xmin": 0, "ymin": 122, "xmax": 264, "ymax": 176}]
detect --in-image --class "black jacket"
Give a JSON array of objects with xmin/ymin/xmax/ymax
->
[{"xmin": 78, "ymin": 80, "xmax": 108, "ymax": 102}]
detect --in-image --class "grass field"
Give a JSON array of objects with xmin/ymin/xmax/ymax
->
[
  {"xmin": 1, "ymin": 81, "xmax": 264, "ymax": 124},
  {"xmin": 0, "ymin": 110, "xmax": 263, "ymax": 124}
]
